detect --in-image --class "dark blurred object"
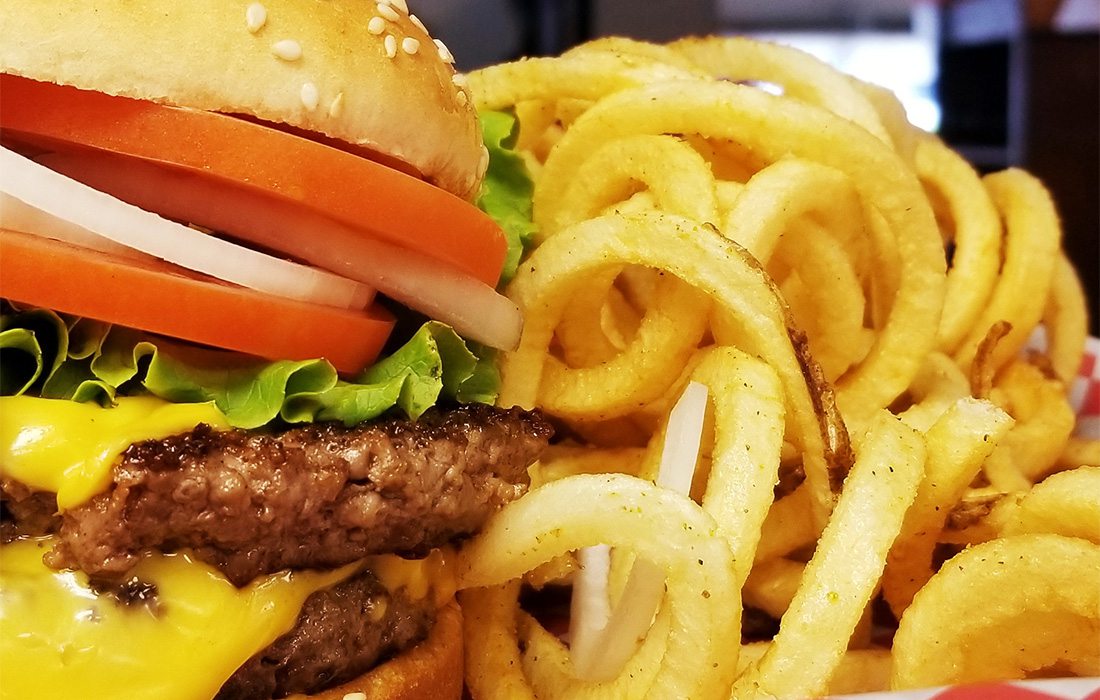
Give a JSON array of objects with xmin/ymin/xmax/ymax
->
[
  {"xmin": 416, "ymin": 1, "xmax": 592, "ymax": 71},
  {"xmin": 1026, "ymin": 0, "xmax": 1062, "ymax": 27},
  {"xmin": 411, "ymin": 0, "xmax": 523, "ymax": 71},
  {"xmin": 714, "ymin": 0, "xmax": 911, "ymax": 31},
  {"xmin": 938, "ymin": 0, "xmax": 1099, "ymax": 333},
  {"xmin": 514, "ymin": 0, "xmax": 592, "ymax": 57},
  {"xmin": 592, "ymin": 0, "xmax": 715, "ymax": 42}
]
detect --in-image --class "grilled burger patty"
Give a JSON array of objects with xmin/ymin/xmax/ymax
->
[
  {"xmin": 2, "ymin": 402, "xmax": 552, "ymax": 699},
  {"xmin": 6, "ymin": 403, "xmax": 552, "ymax": 585},
  {"xmin": 0, "ymin": 479, "xmax": 57, "ymax": 542},
  {"xmin": 216, "ymin": 566, "xmax": 435, "ymax": 700}
]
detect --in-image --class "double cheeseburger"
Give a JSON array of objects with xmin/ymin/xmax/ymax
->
[{"xmin": 0, "ymin": 1, "xmax": 550, "ymax": 699}]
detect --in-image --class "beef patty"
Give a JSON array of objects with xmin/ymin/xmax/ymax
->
[
  {"xmin": 215, "ymin": 565, "xmax": 435, "ymax": 700},
  {"xmin": 3, "ymin": 403, "xmax": 551, "ymax": 585},
  {"xmin": 2, "ymin": 402, "xmax": 552, "ymax": 699}
]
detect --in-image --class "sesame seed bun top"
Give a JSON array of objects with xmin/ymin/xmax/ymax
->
[{"xmin": 0, "ymin": 0, "xmax": 486, "ymax": 200}]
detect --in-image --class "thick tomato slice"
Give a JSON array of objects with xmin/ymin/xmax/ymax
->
[
  {"xmin": 0, "ymin": 230, "xmax": 394, "ymax": 374},
  {"xmin": 0, "ymin": 74, "xmax": 506, "ymax": 287}
]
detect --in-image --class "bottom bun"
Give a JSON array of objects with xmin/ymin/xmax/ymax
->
[{"xmin": 293, "ymin": 602, "xmax": 464, "ymax": 700}]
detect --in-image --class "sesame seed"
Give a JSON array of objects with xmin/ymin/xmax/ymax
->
[
  {"xmin": 401, "ymin": 37, "xmax": 420, "ymax": 55},
  {"xmin": 383, "ymin": 34, "xmax": 397, "ymax": 59},
  {"xmin": 342, "ymin": 694, "xmax": 367, "ymax": 700},
  {"xmin": 376, "ymin": 2, "xmax": 399, "ymax": 21},
  {"xmin": 245, "ymin": 2, "xmax": 267, "ymax": 33},
  {"xmin": 367, "ymin": 16, "xmax": 385, "ymax": 35},
  {"xmin": 456, "ymin": 88, "xmax": 468, "ymax": 107},
  {"xmin": 409, "ymin": 13, "xmax": 427, "ymax": 33},
  {"xmin": 271, "ymin": 39, "xmax": 303, "ymax": 61},
  {"xmin": 434, "ymin": 39, "xmax": 454, "ymax": 64},
  {"xmin": 383, "ymin": 0, "xmax": 408, "ymax": 12},
  {"xmin": 300, "ymin": 82, "xmax": 319, "ymax": 110},
  {"xmin": 328, "ymin": 92, "xmax": 345, "ymax": 119},
  {"xmin": 452, "ymin": 73, "xmax": 469, "ymax": 89}
]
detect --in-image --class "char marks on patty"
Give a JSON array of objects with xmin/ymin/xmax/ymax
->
[{"xmin": 45, "ymin": 404, "xmax": 552, "ymax": 585}]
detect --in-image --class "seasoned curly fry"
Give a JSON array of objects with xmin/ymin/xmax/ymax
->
[
  {"xmin": 954, "ymin": 170, "xmax": 1062, "ymax": 373},
  {"xmin": 1043, "ymin": 252, "xmax": 1090, "ymax": 385},
  {"xmin": 915, "ymin": 137, "xmax": 1003, "ymax": 353},
  {"xmin": 670, "ymin": 36, "xmax": 893, "ymax": 145},
  {"xmin": 734, "ymin": 412, "xmax": 925, "ymax": 699},
  {"xmin": 885, "ymin": 398, "xmax": 1014, "ymax": 617},
  {"xmin": 457, "ymin": 474, "xmax": 741, "ymax": 700},
  {"xmin": 547, "ymin": 133, "xmax": 718, "ymax": 234},
  {"xmin": 532, "ymin": 80, "xmax": 945, "ymax": 422},
  {"xmin": 500, "ymin": 211, "xmax": 841, "ymax": 523},
  {"xmin": 463, "ymin": 34, "xmax": 1094, "ymax": 699},
  {"xmin": 892, "ymin": 535, "xmax": 1100, "ymax": 687},
  {"xmin": 1000, "ymin": 466, "xmax": 1100, "ymax": 543}
]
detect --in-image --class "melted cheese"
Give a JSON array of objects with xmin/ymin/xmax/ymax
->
[
  {"xmin": 367, "ymin": 547, "xmax": 458, "ymax": 608},
  {"xmin": 0, "ymin": 395, "xmax": 229, "ymax": 509},
  {"xmin": 0, "ymin": 537, "xmax": 356, "ymax": 700},
  {"xmin": 0, "ymin": 396, "xmax": 458, "ymax": 699}
]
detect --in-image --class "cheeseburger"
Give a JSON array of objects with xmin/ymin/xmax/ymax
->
[{"xmin": 0, "ymin": 1, "xmax": 550, "ymax": 699}]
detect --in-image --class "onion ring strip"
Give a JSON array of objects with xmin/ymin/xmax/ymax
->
[
  {"xmin": 569, "ymin": 382, "xmax": 707, "ymax": 681},
  {"xmin": 518, "ymin": 605, "xmax": 668, "ymax": 698}
]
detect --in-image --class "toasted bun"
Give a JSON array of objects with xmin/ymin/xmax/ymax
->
[
  {"xmin": 0, "ymin": 0, "xmax": 485, "ymax": 200},
  {"xmin": 296, "ymin": 602, "xmax": 465, "ymax": 700}
]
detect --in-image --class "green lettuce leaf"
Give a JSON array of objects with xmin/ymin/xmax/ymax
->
[
  {"xmin": 0, "ymin": 307, "xmax": 67, "ymax": 395},
  {"xmin": 477, "ymin": 109, "xmax": 538, "ymax": 284},
  {"xmin": 1, "ymin": 117, "xmax": 528, "ymax": 427},
  {"xmin": 0, "ymin": 306, "xmax": 498, "ymax": 429}
]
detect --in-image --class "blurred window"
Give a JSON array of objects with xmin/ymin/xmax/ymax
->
[{"xmin": 749, "ymin": 28, "xmax": 941, "ymax": 132}]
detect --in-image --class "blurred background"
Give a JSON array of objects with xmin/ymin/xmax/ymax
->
[{"xmin": 417, "ymin": 0, "xmax": 1099, "ymax": 333}]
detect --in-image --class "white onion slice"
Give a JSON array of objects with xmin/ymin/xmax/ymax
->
[
  {"xmin": 570, "ymin": 382, "xmax": 710, "ymax": 680},
  {"xmin": 35, "ymin": 150, "xmax": 524, "ymax": 350},
  {"xmin": 569, "ymin": 544, "xmax": 612, "ymax": 653},
  {"xmin": 1, "ymin": 192, "xmax": 148, "ymax": 261},
  {"xmin": 0, "ymin": 146, "xmax": 374, "ymax": 310},
  {"xmin": 656, "ymin": 381, "xmax": 710, "ymax": 494},
  {"xmin": 324, "ymin": 232, "xmax": 523, "ymax": 351}
]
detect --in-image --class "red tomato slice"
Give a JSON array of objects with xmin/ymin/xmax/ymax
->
[
  {"xmin": 25, "ymin": 147, "xmax": 523, "ymax": 351},
  {"xmin": 0, "ymin": 229, "xmax": 394, "ymax": 374},
  {"xmin": 0, "ymin": 74, "xmax": 506, "ymax": 286}
]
